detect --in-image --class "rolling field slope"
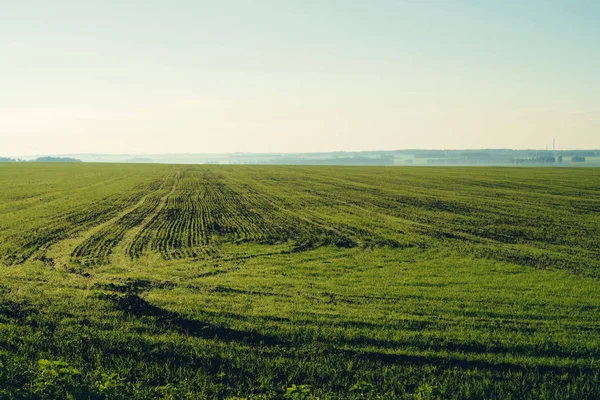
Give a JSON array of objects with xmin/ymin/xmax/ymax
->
[{"xmin": 0, "ymin": 164, "xmax": 599, "ymax": 399}]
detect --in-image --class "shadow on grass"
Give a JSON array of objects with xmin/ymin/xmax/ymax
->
[
  {"xmin": 97, "ymin": 290, "xmax": 287, "ymax": 347},
  {"xmin": 91, "ymin": 279, "xmax": 597, "ymax": 376}
]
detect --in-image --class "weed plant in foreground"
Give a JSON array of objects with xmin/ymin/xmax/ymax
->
[{"xmin": 0, "ymin": 164, "xmax": 599, "ymax": 398}]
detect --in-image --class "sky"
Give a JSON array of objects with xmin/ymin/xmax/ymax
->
[{"xmin": 1, "ymin": 0, "xmax": 599, "ymax": 156}]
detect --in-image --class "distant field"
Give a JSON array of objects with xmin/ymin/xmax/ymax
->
[{"xmin": 0, "ymin": 164, "xmax": 599, "ymax": 399}]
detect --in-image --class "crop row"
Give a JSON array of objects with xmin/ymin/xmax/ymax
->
[
  {"xmin": 221, "ymin": 166, "xmax": 600, "ymax": 273},
  {"xmin": 128, "ymin": 170, "xmax": 356, "ymax": 260},
  {"xmin": 9, "ymin": 164, "xmax": 597, "ymax": 272},
  {"xmin": 0, "ymin": 186, "xmax": 161, "ymax": 266},
  {"xmin": 70, "ymin": 176, "xmax": 176, "ymax": 266}
]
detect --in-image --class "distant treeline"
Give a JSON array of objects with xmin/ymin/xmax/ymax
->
[
  {"xmin": 2, "ymin": 149, "xmax": 598, "ymax": 166},
  {"xmin": 269, "ymin": 156, "xmax": 395, "ymax": 166},
  {"xmin": 410, "ymin": 149, "xmax": 599, "ymax": 159},
  {"xmin": 34, "ymin": 157, "xmax": 82, "ymax": 163},
  {"xmin": 409, "ymin": 149, "xmax": 596, "ymax": 166},
  {"xmin": 513, "ymin": 156, "xmax": 587, "ymax": 164},
  {"xmin": 512, "ymin": 156, "xmax": 558, "ymax": 165},
  {"xmin": 427, "ymin": 158, "xmax": 509, "ymax": 165},
  {"xmin": 414, "ymin": 150, "xmax": 506, "ymax": 159},
  {"xmin": 0, "ymin": 157, "xmax": 82, "ymax": 163}
]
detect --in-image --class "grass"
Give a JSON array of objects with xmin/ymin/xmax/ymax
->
[{"xmin": 0, "ymin": 164, "xmax": 599, "ymax": 399}]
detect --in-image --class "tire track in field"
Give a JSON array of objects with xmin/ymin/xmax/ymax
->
[
  {"xmin": 43, "ymin": 173, "xmax": 175, "ymax": 270},
  {"xmin": 113, "ymin": 173, "xmax": 180, "ymax": 263}
]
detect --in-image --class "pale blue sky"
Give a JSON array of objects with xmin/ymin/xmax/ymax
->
[{"xmin": 2, "ymin": 1, "xmax": 599, "ymax": 155}]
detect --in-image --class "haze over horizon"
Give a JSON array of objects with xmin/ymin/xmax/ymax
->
[{"xmin": 2, "ymin": 1, "xmax": 599, "ymax": 156}]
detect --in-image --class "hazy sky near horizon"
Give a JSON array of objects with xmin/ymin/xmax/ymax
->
[{"xmin": 2, "ymin": 1, "xmax": 599, "ymax": 156}]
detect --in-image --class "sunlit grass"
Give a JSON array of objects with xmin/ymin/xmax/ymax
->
[{"xmin": 0, "ymin": 164, "xmax": 599, "ymax": 398}]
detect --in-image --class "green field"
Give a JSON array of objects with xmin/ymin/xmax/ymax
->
[{"xmin": 0, "ymin": 164, "xmax": 599, "ymax": 399}]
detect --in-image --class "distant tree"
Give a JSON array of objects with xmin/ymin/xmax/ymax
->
[
  {"xmin": 537, "ymin": 156, "xmax": 555, "ymax": 164},
  {"xmin": 572, "ymin": 156, "xmax": 586, "ymax": 162},
  {"xmin": 0, "ymin": 157, "xmax": 16, "ymax": 163},
  {"xmin": 557, "ymin": 155, "xmax": 563, "ymax": 163}
]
